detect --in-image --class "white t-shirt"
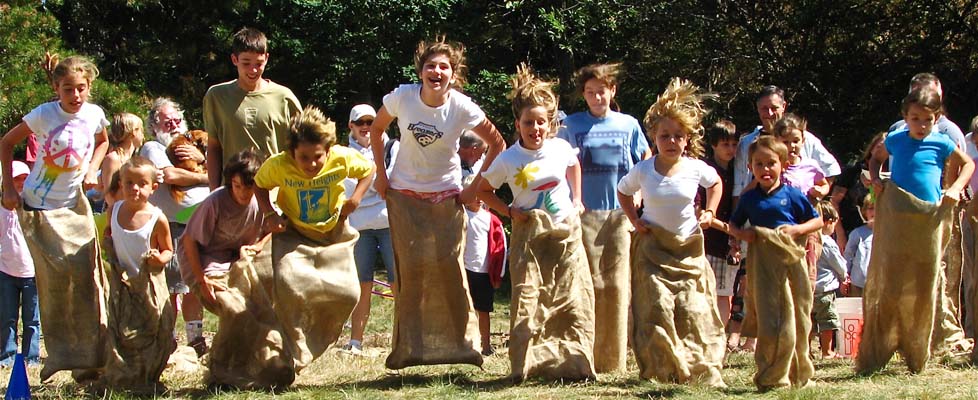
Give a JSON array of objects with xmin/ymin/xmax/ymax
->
[
  {"xmin": 140, "ymin": 140, "xmax": 210, "ymax": 221},
  {"xmin": 463, "ymin": 207, "xmax": 491, "ymax": 273},
  {"xmin": 617, "ymin": 156, "xmax": 719, "ymax": 238},
  {"xmin": 383, "ymin": 84, "xmax": 486, "ymax": 192},
  {"xmin": 344, "ymin": 136, "xmax": 391, "ymax": 231},
  {"xmin": 22, "ymin": 101, "xmax": 109, "ymax": 209},
  {"xmin": 482, "ymin": 139, "xmax": 579, "ymax": 223}
]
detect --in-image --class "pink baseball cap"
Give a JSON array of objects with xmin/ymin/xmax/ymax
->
[{"xmin": 11, "ymin": 161, "xmax": 29, "ymax": 178}]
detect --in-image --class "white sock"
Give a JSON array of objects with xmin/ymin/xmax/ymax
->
[
  {"xmin": 186, "ymin": 320, "xmax": 204, "ymax": 342},
  {"xmin": 348, "ymin": 339, "xmax": 362, "ymax": 349}
]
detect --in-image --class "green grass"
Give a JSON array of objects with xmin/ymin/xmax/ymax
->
[{"xmin": 6, "ymin": 284, "xmax": 978, "ymax": 399}]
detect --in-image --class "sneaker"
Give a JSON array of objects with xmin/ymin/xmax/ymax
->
[
  {"xmin": 189, "ymin": 337, "xmax": 209, "ymax": 358},
  {"xmin": 341, "ymin": 342, "xmax": 363, "ymax": 356}
]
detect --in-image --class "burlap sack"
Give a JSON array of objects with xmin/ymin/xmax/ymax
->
[
  {"xmin": 205, "ymin": 223, "xmax": 360, "ymax": 388},
  {"xmin": 630, "ymin": 224, "xmax": 726, "ymax": 387},
  {"xmin": 930, "ymin": 203, "xmax": 972, "ymax": 356},
  {"xmin": 963, "ymin": 200, "xmax": 978, "ymax": 339},
  {"xmin": 99, "ymin": 240, "xmax": 177, "ymax": 393},
  {"xmin": 508, "ymin": 210, "xmax": 595, "ymax": 381},
  {"xmin": 742, "ymin": 226, "xmax": 814, "ymax": 390},
  {"xmin": 385, "ymin": 190, "xmax": 482, "ymax": 369},
  {"xmin": 856, "ymin": 182, "xmax": 956, "ymax": 374},
  {"xmin": 580, "ymin": 209, "xmax": 630, "ymax": 372},
  {"xmin": 17, "ymin": 193, "xmax": 108, "ymax": 382}
]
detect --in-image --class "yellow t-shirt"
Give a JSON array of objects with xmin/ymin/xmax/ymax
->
[{"xmin": 255, "ymin": 145, "xmax": 373, "ymax": 236}]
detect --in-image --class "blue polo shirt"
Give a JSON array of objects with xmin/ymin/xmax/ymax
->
[
  {"xmin": 730, "ymin": 183, "xmax": 818, "ymax": 229},
  {"xmin": 886, "ymin": 128, "xmax": 955, "ymax": 203}
]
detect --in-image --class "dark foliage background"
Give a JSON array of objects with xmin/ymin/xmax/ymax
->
[{"xmin": 3, "ymin": 0, "xmax": 977, "ymax": 163}]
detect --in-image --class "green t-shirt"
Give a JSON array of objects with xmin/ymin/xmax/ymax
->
[{"xmin": 203, "ymin": 79, "xmax": 301, "ymax": 176}]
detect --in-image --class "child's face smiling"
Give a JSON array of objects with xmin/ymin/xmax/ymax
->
[
  {"xmin": 56, "ymin": 72, "xmax": 91, "ymax": 114},
  {"xmin": 292, "ymin": 142, "xmax": 329, "ymax": 178},
  {"xmin": 653, "ymin": 118, "xmax": 688, "ymax": 161},
  {"xmin": 232, "ymin": 51, "xmax": 268, "ymax": 90},
  {"xmin": 122, "ymin": 166, "xmax": 158, "ymax": 203},
  {"xmin": 904, "ymin": 104, "xmax": 938, "ymax": 139},
  {"xmin": 750, "ymin": 147, "xmax": 783, "ymax": 192},
  {"xmin": 516, "ymin": 105, "xmax": 549, "ymax": 151},
  {"xmin": 420, "ymin": 53, "xmax": 454, "ymax": 96},
  {"xmin": 778, "ymin": 128, "xmax": 805, "ymax": 165}
]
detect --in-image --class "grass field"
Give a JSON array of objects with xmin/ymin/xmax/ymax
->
[{"xmin": 5, "ymin": 285, "xmax": 978, "ymax": 399}]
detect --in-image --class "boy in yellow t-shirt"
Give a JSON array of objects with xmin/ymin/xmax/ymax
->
[{"xmin": 256, "ymin": 105, "xmax": 374, "ymax": 240}]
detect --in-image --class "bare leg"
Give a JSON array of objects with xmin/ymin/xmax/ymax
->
[
  {"xmin": 717, "ymin": 295, "xmax": 731, "ymax": 328},
  {"xmin": 478, "ymin": 311, "xmax": 492, "ymax": 354},
  {"xmin": 820, "ymin": 330, "xmax": 837, "ymax": 357},
  {"xmin": 350, "ymin": 281, "xmax": 374, "ymax": 344}
]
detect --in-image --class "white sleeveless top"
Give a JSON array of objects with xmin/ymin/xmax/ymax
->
[{"xmin": 111, "ymin": 201, "xmax": 162, "ymax": 277}]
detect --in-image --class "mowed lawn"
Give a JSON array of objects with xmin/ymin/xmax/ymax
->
[{"xmin": 7, "ymin": 285, "xmax": 978, "ymax": 399}]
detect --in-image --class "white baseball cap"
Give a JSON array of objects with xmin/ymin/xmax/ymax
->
[
  {"xmin": 11, "ymin": 161, "xmax": 29, "ymax": 178},
  {"xmin": 349, "ymin": 104, "xmax": 377, "ymax": 123}
]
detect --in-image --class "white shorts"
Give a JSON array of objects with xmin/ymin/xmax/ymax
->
[{"xmin": 707, "ymin": 254, "xmax": 739, "ymax": 297}]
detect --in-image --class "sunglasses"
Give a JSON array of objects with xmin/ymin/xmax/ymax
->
[{"xmin": 352, "ymin": 119, "xmax": 374, "ymax": 126}]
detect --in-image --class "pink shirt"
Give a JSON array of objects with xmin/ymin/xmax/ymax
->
[
  {"xmin": 783, "ymin": 158, "xmax": 825, "ymax": 197},
  {"xmin": 0, "ymin": 208, "xmax": 35, "ymax": 278}
]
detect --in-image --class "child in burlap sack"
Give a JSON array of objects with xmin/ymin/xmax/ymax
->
[
  {"xmin": 617, "ymin": 77, "xmax": 726, "ymax": 387},
  {"xmin": 727, "ymin": 136, "xmax": 823, "ymax": 390}
]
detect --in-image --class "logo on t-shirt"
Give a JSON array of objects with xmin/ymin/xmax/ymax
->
[
  {"xmin": 298, "ymin": 188, "xmax": 330, "ymax": 223},
  {"xmin": 407, "ymin": 122, "xmax": 443, "ymax": 147},
  {"xmin": 244, "ymin": 108, "xmax": 258, "ymax": 127}
]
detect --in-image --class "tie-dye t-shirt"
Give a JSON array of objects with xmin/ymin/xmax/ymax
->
[{"xmin": 21, "ymin": 101, "xmax": 109, "ymax": 209}]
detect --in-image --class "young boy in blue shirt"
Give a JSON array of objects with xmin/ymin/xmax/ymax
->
[{"xmin": 724, "ymin": 135, "xmax": 822, "ymax": 390}]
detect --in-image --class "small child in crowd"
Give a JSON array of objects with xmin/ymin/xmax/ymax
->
[
  {"xmin": 811, "ymin": 200, "xmax": 847, "ymax": 359},
  {"xmin": 773, "ymin": 114, "xmax": 829, "ymax": 201},
  {"xmin": 0, "ymin": 161, "xmax": 40, "ymax": 367},
  {"xmin": 843, "ymin": 194, "xmax": 874, "ymax": 297},
  {"xmin": 700, "ymin": 120, "xmax": 738, "ymax": 328},
  {"xmin": 101, "ymin": 113, "xmax": 144, "ymax": 210},
  {"xmin": 461, "ymin": 174, "xmax": 505, "ymax": 356}
]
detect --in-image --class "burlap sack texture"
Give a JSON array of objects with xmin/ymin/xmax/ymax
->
[
  {"xmin": 742, "ymin": 226, "xmax": 814, "ymax": 390},
  {"xmin": 204, "ymin": 224, "xmax": 360, "ymax": 389},
  {"xmin": 856, "ymin": 181, "xmax": 956, "ymax": 374},
  {"xmin": 18, "ymin": 191, "xmax": 108, "ymax": 383},
  {"xmin": 963, "ymin": 200, "xmax": 978, "ymax": 343},
  {"xmin": 580, "ymin": 209, "xmax": 631, "ymax": 373},
  {"xmin": 99, "ymin": 239, "xmax": 177, "ymax": 394},
  {"xmin": 630, "ymin": 224, "xmax": 726, "ymax": 387},
  {"xmin": 931, "ymin": 203, "xmax": 972, "ymax": 357},
  {"xmin": 385, "ymin": 190, "xmax": 483, "ymax": 369},
  {"xmin": 508, "ymin": 210, "xmax": 596, "ymax": 381}
]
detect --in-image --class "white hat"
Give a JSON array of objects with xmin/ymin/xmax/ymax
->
[
  {"xmin": 11, "ymin": 161, "xmax": 29, "ymax": 178},
  {"xmin": 349, "ymin": 104, "xmax": 377, "ymax": 123}
]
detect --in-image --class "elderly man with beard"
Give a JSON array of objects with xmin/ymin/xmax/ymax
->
[{"xmin": 141, "ymin": 97, "xmax": 211, "ymax": 356}]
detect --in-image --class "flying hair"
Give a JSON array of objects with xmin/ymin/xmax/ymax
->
[
  {"xmin": 508, "ymin": 63, "xmax": 560, "ymax": 138},
  {"xmin": 414, "ymin": 35, "xmax": 468, "ymax": 88},
  {"xmin": 643, "ymin": 77, "xmax": 716, "ymax": 159}
]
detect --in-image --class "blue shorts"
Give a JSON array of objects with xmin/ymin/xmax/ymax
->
[{"xmin": 353, "ymin": 228, "xmax": 396, "ymax": 283}]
